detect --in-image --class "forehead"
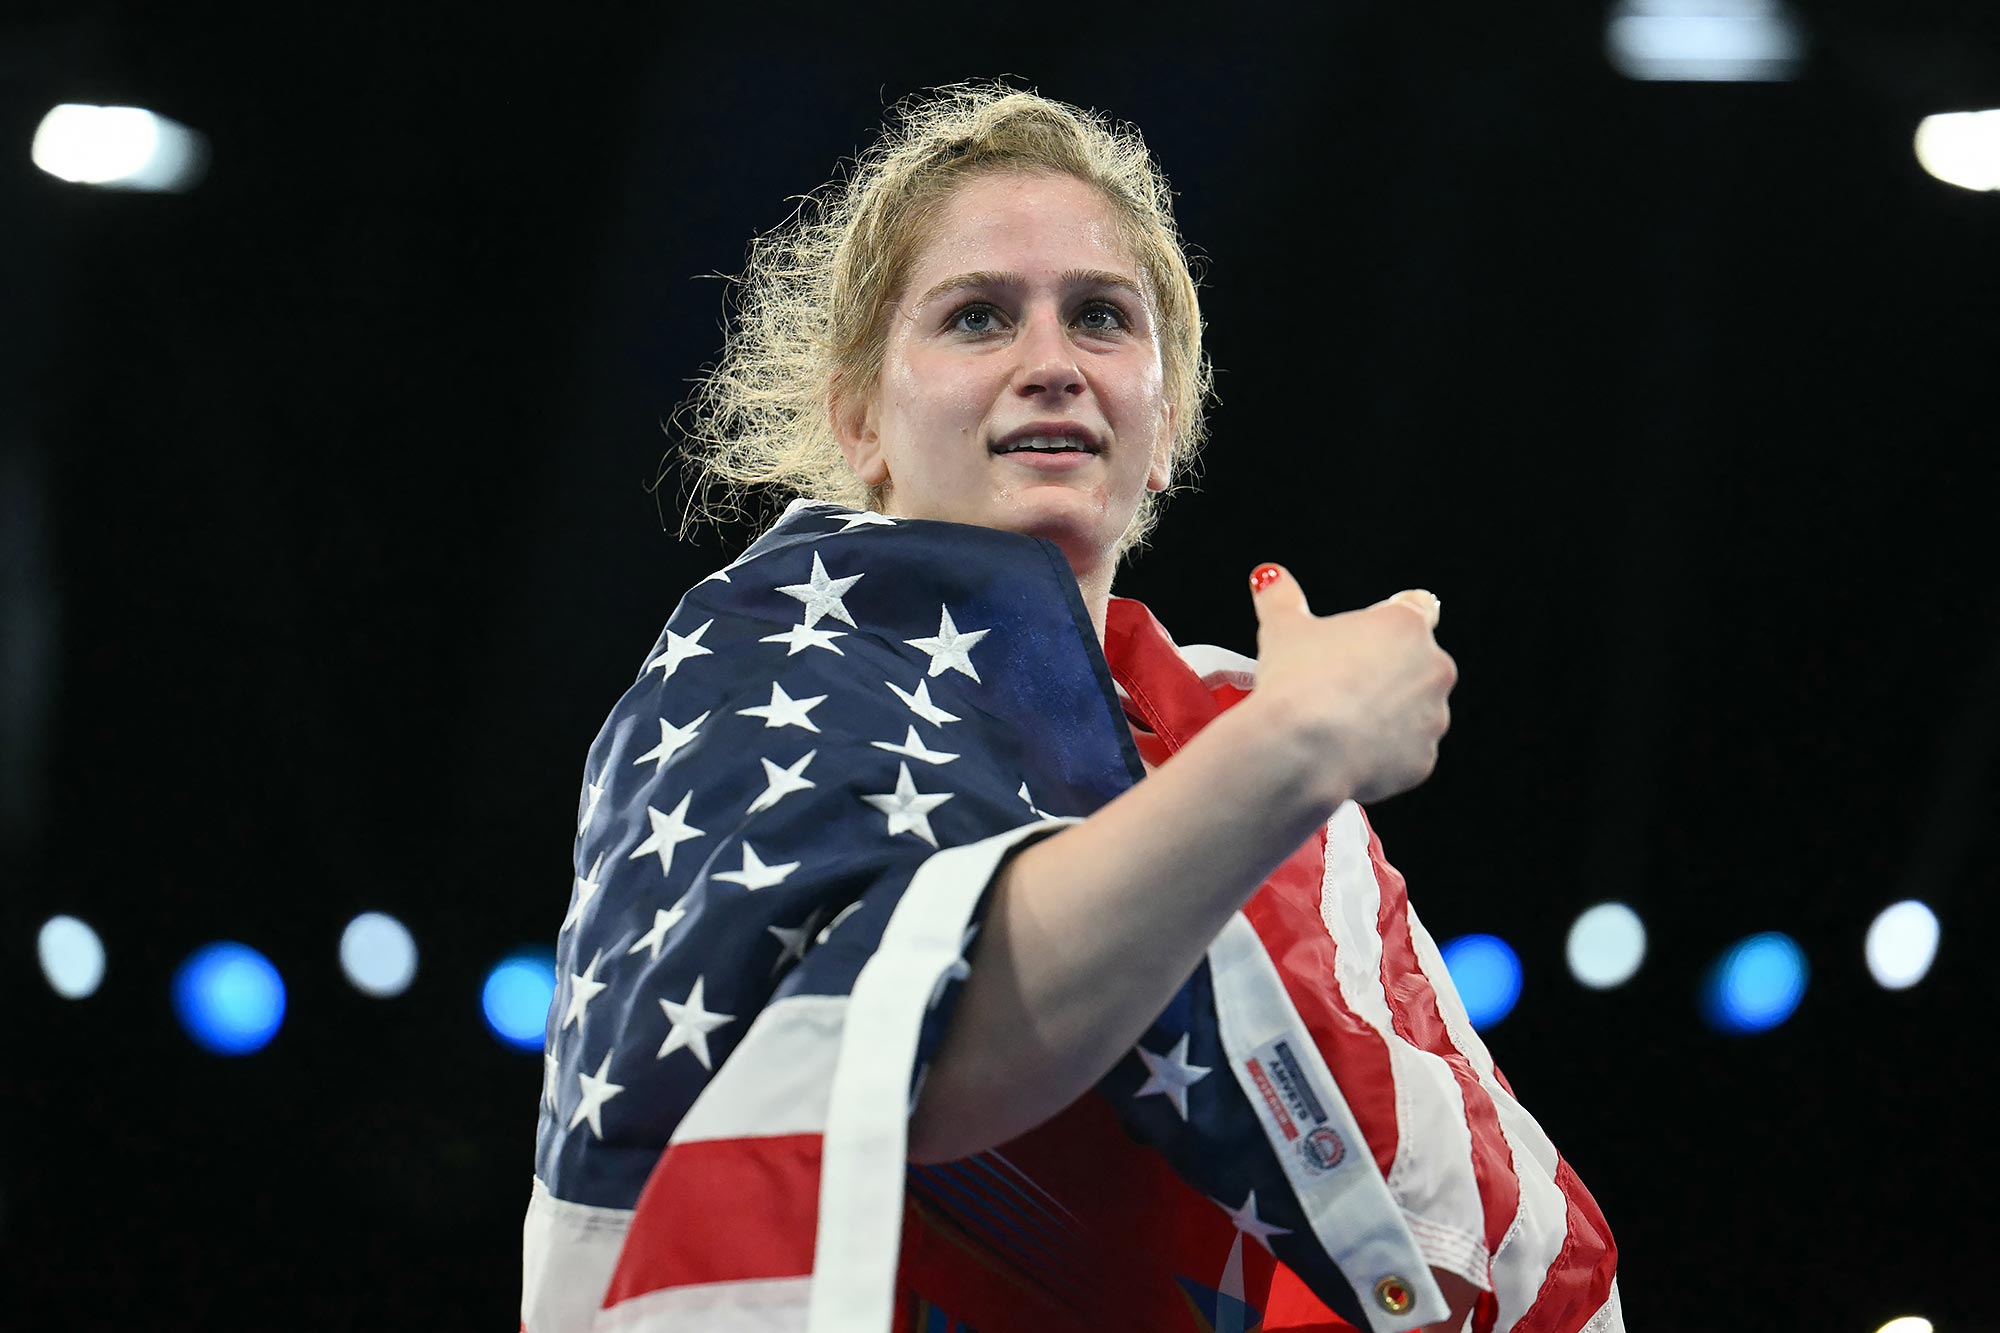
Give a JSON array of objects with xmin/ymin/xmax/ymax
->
[{"xmin": 907, "ymin": 171, "xmax": 1140, "ymax": 292}]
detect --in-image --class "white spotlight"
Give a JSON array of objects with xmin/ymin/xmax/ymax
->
[
  {"xmin": 1865, "ymin": 900, "xmax": 1939, "ymax": 991},
  {"xmin": 1875, "ymin": 1318, "xmax": 1933, "ymax": 1333},
  {"xmin": 1606, "ymin": 0, "xmax": 1804, "ymax": 83},
  {"xmin": 1915, "ymin": 111, "xmax": 2000, "ymax": 192},
  {"xmin": 340, "ymin": 911, "xmax": 419, "ymax": 997},
  {"xmin": 31, "ymin": 103, "xmax": 208, "ymax": 192},
  {"xmin": 1566, "ymin": 902, "xmax": 1648, "ymax": 989},
  {"xmin": 37, "ymin": 914, "xmax": 106, "ymax": 998}
]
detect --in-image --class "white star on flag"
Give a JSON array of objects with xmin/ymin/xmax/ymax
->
[
  {"xmin": 747, "ymin": 749, "xmax": 817, "ymax": 814},
  {"xmin": 646, "ymin": 619, "xmax": 715, "ymax": 681},
  {"xmin": 767, "ymin": 906, "xmax": 827, "ymax": 974},
  {"xmin": 776, "ymin": 552, "xmax": 862, "ymax": 629},
  {"xmin": 887, "ymin": 678, "xmax": 961, "ymax": 726},
  {"xmin": 1133, "ymin": 1032, "xmax": 1211, "ymax": 1120},
  {"xmin": 561, "ymin": 854, "xmax": 605, "ymax": 933},
  {"xmin": 1213, "ymin": 1190, "xmax": 1293, "ymax": 1251},
  {"xmin": 1016, "ymin": 781, "xmax": 1058, "ymax": 821},
  {"xmin": 736, "ymin": 681, "xmax": 827, "ymax": 733},
  {"xmin": 760, "ymin": 622, "xmax": 847, "ymax": 656},
  {"xmin": 569, "ymin": 1050, "xmax": 625, "ymax": 1140},
  {"xmin": 627, "ymin": 792, "xmax": 704, "ymax": 877},
  {"xmin": 632, "ymin": 710, "xmax": 709, "ymax": 777},
  {"xmin": 658, "ymin": 976, "xmax": 735, "ymax": 1070},
  {"xmin": 833, "ymin": 510, "xmax": 896, "ymax": 531},
  {"xmin": 578, "ymin": 761, "xmax": 609, "ymax": 837},
  {"xmin": 906, "ymin": 606, "xmax": 990, "ymax": 681},
  {"xmin": 712, "ymin": 842, "xmax": 801, "ymax": 891},
  {"xmin": 871, "ymin": 725, "xmax": 960, "ymax": 765},
  {"xmin": 626, "ymin": 898, "xmax": 689, "ymax": 962},
  {"xmin": 562, "ymin": 950, "xmax": 610, "ymax": 1031},
  {"xmin": 860, "ymin": 761, "xmax": 955, "ymax": 847}
]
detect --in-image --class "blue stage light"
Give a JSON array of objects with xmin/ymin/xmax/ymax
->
[
  {"xmin": 1703, "ymin": 932, "xmax": 1807, "ymax": 1033},
  {"xmin": 483, "ymin": 953, "xmax": 556, "ymax": 1049},
  {"xmin": 1440, "ymin": 933, "xmax": 1523, "ymax": 1030},
  {"xmin": 172, "ymin": 942, "xmax": 286, "ymax": 1055}
]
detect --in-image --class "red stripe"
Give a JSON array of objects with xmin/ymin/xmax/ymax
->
[
  {"xmin": 1517, "ymin": 1157, "xmax": 1619, "ymax": 1333},
  {"xmin": 1105, "ymin": 599, "xmax": 1403, "ymax": 1176},
  {"xmin": 1362, "ymin": 814, "xmax": 1522, "ymax": 1269},
  {"xmin": 602, "ymin": 1133, "xmax": 822, "ymax": 1306},
  {"xmin": 1240, "ymin": 834, "xmax": 1403, "ymax": 1176}
]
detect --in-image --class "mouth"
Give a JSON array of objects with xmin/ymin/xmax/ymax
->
[{"xmin": 989, "ymin": 424, "xmax": 1105, "ymax": 458}]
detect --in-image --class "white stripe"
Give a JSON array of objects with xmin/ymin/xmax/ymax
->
[
  {"xmin": 1486, "ymin": 1112, "xmax": 1570, "ymax": 1331},
  {"xmin": 1320, "ymin": 807, "xmax": 1499, "ymax": 1289},
  {"xmin": 1382, "ymin": 1042, "xmax": 1491, "ymax": 1287},
  {"xmin": 807, "ymin": 821, "xmax": 1066, "ymax": 1333},
  {"xmin": 1206, "ymin": 913, "xmax": 1446, "ymax": 1333},
  {"xmin": 670, "ymin": 994, "xmax": 846, "ymax": 1143},
  {"xmin": 1319, "ymin": 803, "xmax": 1396, "ymax": 1036},
  {"xmin": 523, "ymin": 1176, "xmax": 631, "ymax": 1333},
  {"xmin": 1175, "ymin": 641, "xmax": 1258, "ymax": 692},
  {"xmin": 593, "ymin": 1274, "xmax": 812, "ymax": 1331},
  {"xmin": 1404, "ymin": 875, "xmax": 1585, "ymax": 1329}
]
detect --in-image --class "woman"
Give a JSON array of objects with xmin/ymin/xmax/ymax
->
[{"xmin": 523, "ymin": 84, "xmax": 1620, "ymax": 1333}]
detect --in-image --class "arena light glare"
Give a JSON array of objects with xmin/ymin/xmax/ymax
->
[
  {"xmin": 1605, "ymin": 0, "xmax": 1804, "ymax": 82},
  {"xmin": 340, "ymin": 911, "xmax": 419, "ymax": 997},
  {"xmin": 1875, "ymin": 1318, "xmax": 1933, "ymax": 1333},
  {"xmin": 1865, "ymin": 900, "xmax": 1940, "ymax": 991},
  {"xmin": 484, "ymin": 951, "xmax": 557, "ymax": 1049},
  {"xmin": 1564, "ymin": 902, "xmax": 1647, "ymax": 989},
  {"xmin": 1914, "ymin": 111, "xmax": 2000, "ymax": 192},
  {"xmin": 30, "ymin": 103, "xmax": 208, "ymax": 192},
  {"xmin": 1701, "ymin": 932, "xmax": 1806, "ymax": 1034},
  {"xmin": 172, "ymin": 942, "xmax": 287, "ymax": 1055},
  {"xmin": 1439, "ymin": 934, "xmax": 1524, "ymax": 1030},
  {"xmin": 37, "ymin": 914, "xmax": 106, "ymax": 999}
]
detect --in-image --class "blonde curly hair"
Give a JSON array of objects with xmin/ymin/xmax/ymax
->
[{"xmin": 667, "ymin": 81, "xmax": 1213, "ymax": 558}]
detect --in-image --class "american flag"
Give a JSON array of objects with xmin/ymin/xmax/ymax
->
[{"xmin": 522, "ymin": 501, "xmax": 1622, "ymax": 1333}]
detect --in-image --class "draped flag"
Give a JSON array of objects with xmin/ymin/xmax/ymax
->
[{"xmin": 522, "ymin": 501, "xmax": 1621, "ymax": 1333}]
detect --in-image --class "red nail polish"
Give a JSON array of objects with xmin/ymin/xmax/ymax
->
[{"xmin": 1250, "ymin": 564, "xmax": 1282, "ymax": 594}]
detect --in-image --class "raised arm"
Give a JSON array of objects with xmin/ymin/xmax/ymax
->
[{"xmin": 908, "ymin": 564, "xmax": 1456, "ymax": 1164}]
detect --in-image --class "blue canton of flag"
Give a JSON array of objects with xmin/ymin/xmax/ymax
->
[{"xmin": 532, "ymin": 501, "xmax": 1142, "ymax": 1212}]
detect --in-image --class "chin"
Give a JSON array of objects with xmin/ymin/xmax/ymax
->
[{"xmin": 991, "ymin": 489, "xmax": 1128, "ymax": 569}]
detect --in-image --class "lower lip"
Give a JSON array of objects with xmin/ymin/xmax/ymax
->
[{"xmin": 993, "ymin": 449, "xmax": 1098, "ymax": 471}]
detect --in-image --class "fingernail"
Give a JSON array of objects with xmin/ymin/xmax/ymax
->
[{"xmin": 1250, "ymin": 564, "xmax": 1282, "ymax": 594}]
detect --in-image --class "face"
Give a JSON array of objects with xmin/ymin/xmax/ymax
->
[{"xmin": 834, "ymin": 170, "xmax": 1173, "ymax": 574}]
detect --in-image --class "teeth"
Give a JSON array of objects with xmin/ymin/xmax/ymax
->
[{"xmin": 1003, "ymin": 436, "xmax": 1090, "ymax": 453}]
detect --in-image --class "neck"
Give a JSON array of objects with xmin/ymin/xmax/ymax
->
[{"xmin": 1074, "ymin": 560, "xmax": 1113, "ymax": 645}]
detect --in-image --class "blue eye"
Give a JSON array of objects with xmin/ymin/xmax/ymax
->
[
  {"xmin": 1078, "ymin": 302, "xmax": 1127, "ymax": 332},
  {"xmin": 950, "ymin": 304, "xmax": 1000, "ymax": 334}
]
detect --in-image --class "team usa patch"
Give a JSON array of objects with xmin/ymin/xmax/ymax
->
[{"xmin": 1244, "ymin": 1036, "xmax": 1349, "ymax": 1175}]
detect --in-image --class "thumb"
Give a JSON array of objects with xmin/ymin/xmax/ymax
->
[
  {"xmin": 1249, "ymin": 563, "xmax": 1311, "ymax": 623},
  {"xmin": 1376, "ymin": 587, "xmax": 1442, "ymax": 631}
]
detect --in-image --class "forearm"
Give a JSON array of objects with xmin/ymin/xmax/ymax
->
[{"xmin": 908, "ymin": 695, "xmax": 1345, "ymax": 1164}]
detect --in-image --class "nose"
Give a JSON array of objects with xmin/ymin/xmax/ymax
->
[{"xmin": 1013, "ymin": 307, "xmax": 1084, "ymax": 399}]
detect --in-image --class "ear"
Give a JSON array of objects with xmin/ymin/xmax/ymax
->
[
  {"xmin": 831, "ymin": 379, "xmax": 890, "ymax": 489},
  {"xmin": 1145, "ymin": 403, "xmax": 1175, "ymax": 493}
]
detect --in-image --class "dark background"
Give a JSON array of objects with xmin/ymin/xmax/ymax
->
[{"xmin": 5, "ymin": 4, "xmax": 1997, "ymax": 1329}]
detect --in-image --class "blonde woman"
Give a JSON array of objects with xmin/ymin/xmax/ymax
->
[{"xmin": 523, "ymin": 84, "xmax": 1621, "ymax": 1333}]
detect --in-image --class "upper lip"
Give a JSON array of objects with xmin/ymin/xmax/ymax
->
[{"xmin": 991, "ymin": 422, "xmax": 1105, "ymax": 454}]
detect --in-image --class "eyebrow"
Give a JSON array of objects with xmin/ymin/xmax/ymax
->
[{"xmin": 912, "ymin": 268, "xmax": 1148, "ymax": 312}]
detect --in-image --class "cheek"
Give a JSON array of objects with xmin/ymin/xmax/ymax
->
[{"xmin": 888, "ymin": 353, "xmax": 981, "ymax": 425}]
